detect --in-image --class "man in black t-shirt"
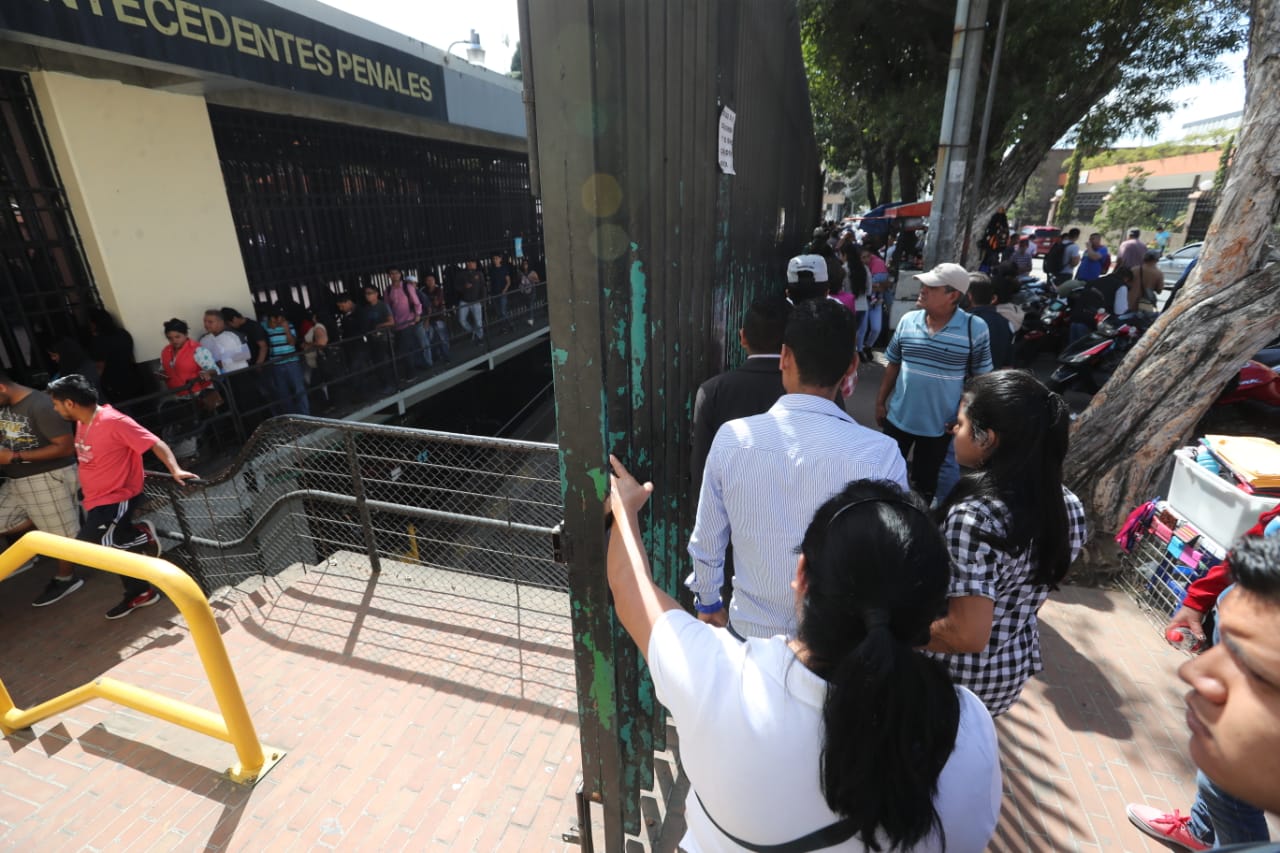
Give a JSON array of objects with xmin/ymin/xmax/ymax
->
[
  {"xmin": 220, "ymin": 307, "xmax": 271, "ymax": 421},
  {"xmin": 455, "ymin": 259, "xmax": 487, "ymax": 342},
  {"xmin": 0, "ymin": 371, "xmax": 83, "ymax": 606}
]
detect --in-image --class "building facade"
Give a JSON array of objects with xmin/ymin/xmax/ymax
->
[{"xmin": 0, "ymin": 0, "xmax": 536, "ymax": 385}]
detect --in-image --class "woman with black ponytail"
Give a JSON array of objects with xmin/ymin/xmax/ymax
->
[
  {"xmin": 605, "ymin": 455, "xmax": 1000, "ymax": 852},
  {"xmin": 926, "ymin": 370, "xmax": 1090, "ymax": 716}
]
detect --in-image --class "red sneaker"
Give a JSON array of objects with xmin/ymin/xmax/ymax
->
[
  {"xmin": 104, "ymin": 588, "xmax": 161, "ymax": 620},
  {"xmin": 1125, "ymin": 804, "xmax": 1210, "ymax": 852}
]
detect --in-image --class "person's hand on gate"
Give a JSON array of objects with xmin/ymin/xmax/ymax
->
[{"xmin": 605, "ymin": 455, "xmax": 653, "ymax": 521}]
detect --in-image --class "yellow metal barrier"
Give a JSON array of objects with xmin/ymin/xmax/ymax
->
[{"xmin": 0, "ymin": 531, "xmax": 284, "ymax": 785}]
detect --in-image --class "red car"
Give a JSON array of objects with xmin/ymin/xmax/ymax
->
[{"xmin": 1019, "ymin": 225, "xmax": 1061, "ymax": 257}]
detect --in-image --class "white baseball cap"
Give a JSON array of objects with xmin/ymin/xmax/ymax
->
[{"xmin": 787, "ymin": 254, "xmax": 829, "ymax": 283}]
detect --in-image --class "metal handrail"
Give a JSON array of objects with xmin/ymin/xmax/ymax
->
[
  {"xmin": 143, "ymin": 414, "xmax": 556, "ymax": 492},
  {"xmin": 0, "ymin": 531, "xmax": 284, "ymax": 785}
]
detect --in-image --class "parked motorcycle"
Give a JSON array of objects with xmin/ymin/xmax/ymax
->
[
  {"xmin": 1046, "ymin": 312, "xmax": 1151, "ymax": 394},
  {"xmin": 1218, "ymin": 359, "xmax": 1280, "ymax": 406},
  {"xmin": 1013, "ymin": 285, "xmax": 1073, "ymax": 367},
  {"xmin": 1051, "ymin": 321, "xmax": 1280, "ymax": 404}
]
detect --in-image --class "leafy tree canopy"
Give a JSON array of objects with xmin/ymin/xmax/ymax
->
[
  {"xmin": 1081, "ymin": 142, "xmax": 1220, "ymax": 169},
  {"xmin": 801, "ymin": 0, "xmax": 1247, "ymax": 239},
  {"xmin": 1094, "ymin": 167, "xmax": 1158, "ymax": 239}
]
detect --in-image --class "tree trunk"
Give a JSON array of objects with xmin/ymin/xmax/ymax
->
[
  {"xmin": 1063, "ymin": 0, "xmax": 1280, "ymax": 578},
  {"xmin": 898, "ymin": 152, "xmax": 920, "ymax": 203},
  {"xmin": 877, "ymin": 149, "xmax": 895, "ymax": 209}
]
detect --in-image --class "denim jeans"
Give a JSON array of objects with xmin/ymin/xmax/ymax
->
[
  {"xmin": 1187, "ymin": 770, "xmax": 1271, "ymax": 845},
  {"xmin": 857, "ymin": 301, "xmax": 882, "ymax": 351},
  {"xmin": 934, "ymin": 440, "xmax": 961, "ymax": 507},
  {"xmin": 458, "ymin": 301, "xmax": 484, "ymax": 340},
  {"xmin": 272, "ymin": 359, "xmax": 310, "ymax": 416},
  {"xmin": 426, "ymin": 320, "xmax": 450, "ymax": 362}
]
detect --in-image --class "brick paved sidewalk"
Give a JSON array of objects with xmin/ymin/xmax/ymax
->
[
  {"xmin": 654, "ymin": 584, "xmax": 1279, "ymax": 852},
  {"xmin": 0, "ymin": 555, "xmax": 597, "ymax": 851},
  {"xmin": 4, "ymin": 555, "xmax": 1276, "ymax": 851}
]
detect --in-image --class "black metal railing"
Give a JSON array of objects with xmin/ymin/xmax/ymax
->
[
  {"xmin": 111, "ymin": 283, "xmax": 550, "ymax": 467},
  {"xmin": 207, "ymin": 104, "xmax": 544, "ymax": 311}
]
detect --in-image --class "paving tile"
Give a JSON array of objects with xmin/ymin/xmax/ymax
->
[{"xmin": 9, "ymin": 557, "xmax": 1254, "ymax": 852}]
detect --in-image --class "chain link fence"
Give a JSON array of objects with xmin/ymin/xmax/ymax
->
[
  {"xmin": 138, "ymin": 416, "xmax": 566, "ymax": 636},
  {"xmin": 112, "ymin": 282, "xmax": 549, "ymax": 470}
]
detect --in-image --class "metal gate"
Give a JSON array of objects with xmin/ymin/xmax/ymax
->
[
  {"xmin": 207, "ymin": 105, "xmax": 544, "ymax": 311},
  {"xmin": 0, "ymin": 70, "xmax": 99, "ymax": 386},
  {"xmin": 523, "ymin": 0, "xmax": 821, "ymax": 847}
]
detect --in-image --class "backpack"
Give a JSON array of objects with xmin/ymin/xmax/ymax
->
[
  {"xmin": 1043, "ymin": 240, "xmax": 1066, "ymax": 277},
  {"xmin": 1070, "ymin": 275, "xmax": 1120, "ymax": 326}
]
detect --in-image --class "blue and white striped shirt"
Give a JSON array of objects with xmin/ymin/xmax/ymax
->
[
  {"xmin": 885, "ymin": 308, "xmax": 993, "ymax": 437},
  {"xmin": 686, "ymin": 394, "xmax": 909, "ymax": 639}
]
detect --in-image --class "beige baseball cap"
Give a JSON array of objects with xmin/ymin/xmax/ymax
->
[{"xmin": 914, "ymin": 262, "xmax": 970, "ymax": 294}]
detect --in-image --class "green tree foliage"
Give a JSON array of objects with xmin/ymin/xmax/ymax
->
[
  {"xmin": 801, "ymin": 0, "xmax": 1247, "ymax": 247},
  {"xmin": 1213, "ymin": 133, "xmax": 1235, "ymax": 192},
  {"xmin": 1095, "ymin": 167, "xmax": 1158, "ymax": 240},
  {"xmin": 1082, "ymin": 141, "xmax": 1219, "ymax": 169},
  {"xmin": 510, "ymin": 42, "xmax": 522, "ymax": 80}
]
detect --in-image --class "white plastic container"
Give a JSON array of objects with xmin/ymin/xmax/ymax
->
[{"xmin": 1167, "ymin": 450, "xmax": 1280, "ymax": 549}]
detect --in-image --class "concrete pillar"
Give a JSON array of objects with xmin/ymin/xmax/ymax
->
[{"xmin": 27, "ymin": 71, "xmax": 251, "ymax": 348}]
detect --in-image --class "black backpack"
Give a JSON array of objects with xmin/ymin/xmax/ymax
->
[{"xmin": 1043, "ymin": 240, "xmax": 1067, "ymax": 277}]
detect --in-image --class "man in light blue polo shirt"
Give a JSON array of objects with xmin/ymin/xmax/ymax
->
[{"xmin": 875, "ymin": 263, "xmax": 992, "ymax": 501}]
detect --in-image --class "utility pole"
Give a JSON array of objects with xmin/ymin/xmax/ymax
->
[{"xmin": 925, "ymin": 0, "xmax": 988, "ymax": 270}]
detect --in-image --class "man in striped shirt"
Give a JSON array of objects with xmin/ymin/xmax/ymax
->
[
  {"xmin": 875, "ymin": 263, "xmax": 992, "ymax": 502},
  {"xmin": 686, "ymin": 299, "xmax": 908, "ymax": 640}
]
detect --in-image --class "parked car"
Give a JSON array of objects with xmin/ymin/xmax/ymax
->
[
  {"xmin": 1158, "ymin": 242, "xmax": 1201, "ymax": 279},
  {"xmin": 1019, "ymin": 225, "xmax": 1061, "ymax": 257}
]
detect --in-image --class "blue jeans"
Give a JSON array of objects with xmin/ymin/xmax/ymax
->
[
  {"xmin": 857, "ymin": 302, "xmax": 882, "ymax": 351},
  {"xmin": 459, "ymin": 301, "xmax": 484, "ymax": 340},
  {"xmin": 426, "ymin": 320, "xmax": 450, "ymax": 362},
  {"xmin": 272, "ymin": 360, "xmax": 310, "ymax": 416},
  {"xmin": 1187, "ymin": 771, "xmax": 1270, "ymax": 846},
  {"xmin": 934, "ymin": 440, "xmax": 960, "ymax": 506}
]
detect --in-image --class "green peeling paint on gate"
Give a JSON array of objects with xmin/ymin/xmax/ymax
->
[
  {"xmin": 528, "ymin": 0, "xmax": 819, "ymax": 846},
  {"xmin": 628, "ymin": 248, "xmax": 648, "ymax": 411}
]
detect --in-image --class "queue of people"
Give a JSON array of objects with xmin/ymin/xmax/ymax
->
[
  {"xmin": 9, "ymin": 256, "xmax": 547, "ymax": 465},
  {"xmin": 657, "ymin": 247, "xmax": 1098, "ymax": 851},
  {"xmin": 667, "ymin": 235, "xmax": 1280, "ymax": 851}
]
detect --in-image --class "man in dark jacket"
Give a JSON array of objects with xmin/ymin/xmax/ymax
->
[
  {"xmin": 967, "ymin": 275, "xmax": 1013, "ymax": 369},
  {"xmin": 690, "ymin": 296, "xmax": 792, "ymax": 495}
]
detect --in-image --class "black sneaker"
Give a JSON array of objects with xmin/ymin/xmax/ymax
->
[
  {"xmin": 32, "ymin": 575, "xmax": 85, "ymax": 607},
  {"xmin": 105, "ymin": 588, "xmax": 160, "ymax": 620},
  {"xmin": 137, "ymin": 520, "xmax": 162, "ymax": 558}
]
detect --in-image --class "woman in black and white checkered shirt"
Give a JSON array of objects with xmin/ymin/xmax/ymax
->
[{"xmin": 925, "ymin": 370, "xmax": 1090, "ymax": 715}]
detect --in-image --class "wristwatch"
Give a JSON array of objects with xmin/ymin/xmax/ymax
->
[
  {"xmin": 11, "ymin": 451, "xmax": 22, "ymax": 463},
  {"xmin": 693, "ymin": 596, "xmax": 724, "ymax": 614}
]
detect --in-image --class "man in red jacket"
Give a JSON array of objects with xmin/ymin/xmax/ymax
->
[
  {"xmin": 47, "ymin": 374, "xmax": 197, "ymax": 620},
  {"xmin": 1126, "ymin": 504, "xmax": 1280, "ymax": 850}
]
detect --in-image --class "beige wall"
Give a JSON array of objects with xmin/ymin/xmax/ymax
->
[{"xmin": 28, "ymin": 71, "xmax": 250, "ymax": 360}]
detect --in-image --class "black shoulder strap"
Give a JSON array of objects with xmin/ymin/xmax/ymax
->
[
  {"xmin": 966, "ymin": 313, "xmax": 975, "ymax": 380},
  {"xmin": 694, "ymin": 791, "xmax": 859, "ymax": 853}
]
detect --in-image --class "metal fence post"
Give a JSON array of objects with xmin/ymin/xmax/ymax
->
[{"xmin": 343, "ymin": 431, "xmax": 382, "ymax": 573}]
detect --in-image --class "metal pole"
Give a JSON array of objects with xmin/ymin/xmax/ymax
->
[
  {"xmin": 517, "ymin": 0, "xmax": 541, "ymax": 198},
  {"xmin": 926, "ymin": 0, "xmax": 988, "ymax": 269},
  {"xmin": 965, "ymin": 0, "xmax": 1009, "ymax": 262},
  {"xmin": 343, "ymin": 431, "xmax": 382, "ymax": 573},
  {"xmin": 925, "ymin": 0, "xmax": 970, "ymax": 270}
]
